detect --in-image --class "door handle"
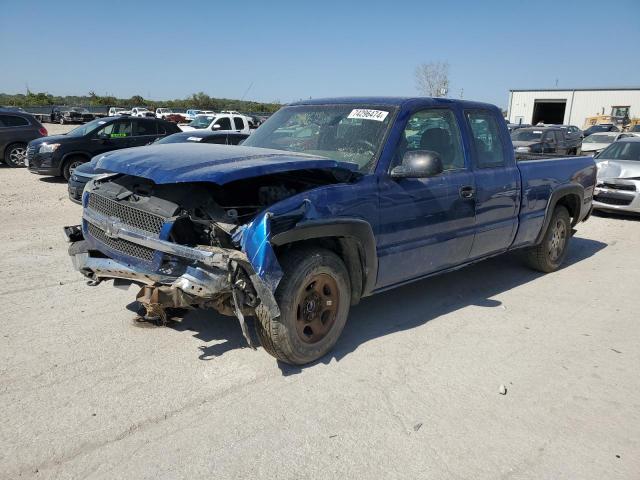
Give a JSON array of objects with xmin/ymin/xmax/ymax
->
[{"xmin": 459, "ymin": 185, "xmax": 475, "ymax": 199}]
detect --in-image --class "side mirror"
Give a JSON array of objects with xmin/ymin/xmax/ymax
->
[
  {"xmin": 390, "ymin": 150, "xmax": 444, "ymax": 179},
  {"xmin": 212, "ymin": 124, "xmax": 221, "ymax": 130}
]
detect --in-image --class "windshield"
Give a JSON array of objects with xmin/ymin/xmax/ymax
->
[
  {"xmin": 189, "ymin": 116, "xmax": 214, "ymax": 128},
  {"xmin": 71, "ymin": 107, "xmax": 89, "ymax": 113},
  {"xmin": 631, "ymin": 125, "xmax": 640, "ymax": 132},
  {"xmin": 66, "ymin": 118, "xmax": 107, "ymax": 137},
  {"xmin": 511, "ymin": 130, "xmax": 543, "ymax": 141},
  {"xmin": 242, "ymin": 104, "xmax": 395, "ymax": 172},
  {"xmin": 598, "ymin": 141, "xmax": 640, "ymax": 161},
  {"xmin": 583, "ymin": 134, "xmax": 615, "ymax": 144}
]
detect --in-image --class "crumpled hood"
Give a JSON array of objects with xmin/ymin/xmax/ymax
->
[
  {"xmin": 596, "ymin": 160, "xmax": 640, "ymax": 180},
  {"xmin": 93, "ymin": 143, "xmax": 359, "ymax": 185}
]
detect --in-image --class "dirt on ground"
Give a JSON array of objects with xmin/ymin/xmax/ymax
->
[{"xmin": 0, "ymin": 165, "xmax": 638, "ymax": 479}]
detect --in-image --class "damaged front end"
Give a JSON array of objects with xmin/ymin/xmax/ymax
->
[{"xmin": 65, "ymin": 168, "xmax": 348, "ymax": 346}]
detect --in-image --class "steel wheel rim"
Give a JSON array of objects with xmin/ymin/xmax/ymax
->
[
  {"xmin": 295, "ymin": 273, "xmax": 339, "ymax": 344},
  {"xmin": 9, "ymin": 147, "xmax": 26, "ymax": 166},
  {"xmin": 548, "ymin": 219, "xmax": 567, "ymax": 262}
]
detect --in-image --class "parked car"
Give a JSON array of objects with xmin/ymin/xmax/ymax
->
[
  {"xmin": 27, "ymin": 116, "xmax": 180, "ymax": 179},
  {"xmin": 558, "ymin": 125, "xmax": 583, "ymax": 142},
  {"xmin": 155, "ymin": 108, "xmax": 174, "ymax": 119},
  {"xmin": 583, "ymin": 124, "xmax": 619, "ymax": 137},
  {"xmin": 51, "ymin": 106, "xmax": 95, "ymax": 124},
  {"xmin": 0, "ymin": 111, "xmax": 48, "ymax": 167},
  {"xmin": 511, "ymin": 126, "xmax": 581, "ymax": 154},
  {"xmin": 581, "ymin": 132, "xmax": 625, "ymax": 155},
  {"xmin": 108, "ymin": 107, "xmax": 130, "ymax": 116},
  {"xmin": 180, "ymin": 113, "xmax": 252, "ymax": 133},
  {"xmin": 65, "ymin": 97, "xmax": 595, "ymax": 365},
  {"xmin": 130, "ymin": 107, "xmax": 154, "ymax": 118},
  {"xmin": 627, "ymin": 125, "xmax": 640, "ymax": 133},
  {"xmin": 67, "ymin": 130, "xmax": 249, "ymax": 203},
  {"xmin": 593, "ymin": 137, "xmax": 640, "ymax": 214},
  {"xmin": 184, "ymin": 109, "xmax": 202, "ymax": 121}
]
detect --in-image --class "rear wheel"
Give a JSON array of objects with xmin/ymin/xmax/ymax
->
[
  {"xmin": 62, "ymin": 156, "xmax": 85, "ymax": 180},
  {"xmin": 4, "ymin": 143, "xmax": 27, "ymax": 167},
  {"xmin": 255, "ymin": 247, "xmax": 351, "ymax": 365},
  {"xmin": 525, "ymin": 206, "xmax": 571, "ymax": 273}
]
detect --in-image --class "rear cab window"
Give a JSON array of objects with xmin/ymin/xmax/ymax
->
[
  {"xmin": 233, "ymin": 117, "xmax": 245, "ymax": 130},
  {"xmin": 465, "ymin": 110, "xmax": 506, "ymax": 168}
]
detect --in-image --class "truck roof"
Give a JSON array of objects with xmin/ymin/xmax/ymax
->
[{"xmin": 290, "ymin": 96, "xmax": 498, "ymax": 110}]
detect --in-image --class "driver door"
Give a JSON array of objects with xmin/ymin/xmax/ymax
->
[
  {"xmin": 376, "ymin": 107, "xmax": 476, "ymax": 288},
  {"xmin": 90, "ymin": 119, "xmax": 134, "ymax": 155}
]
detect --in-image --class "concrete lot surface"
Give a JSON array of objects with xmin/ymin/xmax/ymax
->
[{"xmin": 0, "ymin": 166, "xmax": 638, "ymax": 479}]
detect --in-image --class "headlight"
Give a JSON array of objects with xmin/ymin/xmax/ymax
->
[
  {"xmin": 39, "ymin": 143, "xmax": 60, "ymax": 153},
  {"xmin": 515, "ymin": 146, "xmax": 531, "ymax": 152}
]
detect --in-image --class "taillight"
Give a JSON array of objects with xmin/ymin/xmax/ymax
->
[{"xmin": 39, "ymin": 127, "xmax": 48, "ymax": 136}]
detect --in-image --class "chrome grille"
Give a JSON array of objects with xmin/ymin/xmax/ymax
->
[
  {"xmin": 87, "ymin": 193, "xmax": 164, "ymax": 235},
  {"xmin": 88, "ymin": 223, "xmax": 156, "ymax": 262}
]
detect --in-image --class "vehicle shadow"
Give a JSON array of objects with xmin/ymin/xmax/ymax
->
[
  {"xmin": 38, "ymin": 176, "xmax": 67, "ymax": 184},
  {"xmin": 592, "ymin": 209, "xmax": 640, "ymax": 222},
  {"xmin": 153, "ymin": 237, "xmax": 606, "ymax": 371}
]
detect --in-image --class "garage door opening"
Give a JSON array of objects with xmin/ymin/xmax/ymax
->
[{"xmin": 532, "ymin": 100, "xmax": 566, "ymax": 125}]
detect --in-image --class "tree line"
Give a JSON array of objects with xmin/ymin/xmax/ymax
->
[{"xmin": 0, "ymin": 90, "xmax": 281, "ymax": 113}]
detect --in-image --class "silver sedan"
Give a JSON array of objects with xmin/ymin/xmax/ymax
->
[{"xmin": 593, "ymin": 137, "xmax": 640, "ymax": 214}]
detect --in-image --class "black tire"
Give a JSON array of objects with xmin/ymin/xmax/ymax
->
[
  {"xmin": 59, "ymin": 117, "xmax": 65, "ymax": 125},
  {"xmin": 62, "ymin": 156, "xmax": 85, "ymax": 181},
  {"xmin": 254, "ymin": 247, "xmax": 351, "ymax": 365},
  {"xmin": 4, "ymin": 143, "xmax": 27, "ymax": 167},
  {"xmin": 525, "ymin": 206, "xmax": 571, "ymax": 273}
]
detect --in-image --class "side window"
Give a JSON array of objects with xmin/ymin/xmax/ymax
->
[
  {"xmin": 96, "ymin": 120, "xmax": 132, "ymax": 138},
  {"xmin": 134, "ymin": 120, "xmax": 158, "ymax": 136},
  {"xmin": 0, "ymin": 115, "xmax": 29, "ymax": 127},
  {"xmin": 205, "ymin": 136, "xmax": 228, "ymax": 144},
  {"xmin": 555, "ymin": 131, "xmax": 563, "ymax": 143},
  {"xmin": 233, "ymin": 117, "xmax": 245, "ymax": 130},
  {"xmin": 399, "ymin": 109, "xmax": 465, "ymax": 170},
  {"xmin": 214, "ymin": 117, "xmax": 232, "ymax": 131},
  {"xmin": 157, "ymin": 122, "xmax": 167, "ymax": 135},
  {"xmin": 466, "ymin": 110, "xmax": 505, "ymax": 168}
]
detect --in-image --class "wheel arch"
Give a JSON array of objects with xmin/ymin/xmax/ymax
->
[
  {"xmin": 270, "ymin": 218, "xmax": 378, "ymax": 305},
  {"xmin": 536, "ymin": 185, "xmax": 583, "ymax": 244}
]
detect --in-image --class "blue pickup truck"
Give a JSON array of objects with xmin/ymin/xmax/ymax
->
[{"xmin": 65, "ymin": 97, "xmax": 596, "ymax": 364}]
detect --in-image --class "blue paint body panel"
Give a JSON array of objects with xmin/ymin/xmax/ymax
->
[{"xmin": 83, "ymin": 97, "xmax": 597, "ymax": 294}]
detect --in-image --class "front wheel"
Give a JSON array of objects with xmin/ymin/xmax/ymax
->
[
  {"xmin": 525, "ymin": 205, "xmax": 571, "ymax": 273},
  {"xmin": 62, "ymin": 156, "xmax": 85, "ymax": 180},
  {"xmin": 255, "ymin": 247, "xmax": 351, "ymax": 365}
]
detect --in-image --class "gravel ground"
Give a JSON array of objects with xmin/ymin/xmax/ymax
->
[{"xmin": 0, "ymin": 166, "xmax": 639, "ymax": 479}]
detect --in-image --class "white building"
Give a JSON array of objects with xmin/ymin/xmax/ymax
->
[{"xmin": 507, "ymin": 87, "xmax": 640, "ymax": 128}]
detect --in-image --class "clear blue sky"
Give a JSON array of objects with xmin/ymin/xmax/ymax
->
[{"xmin": 2, "ymin": 0, "xmax": 639, "ymax": 108}]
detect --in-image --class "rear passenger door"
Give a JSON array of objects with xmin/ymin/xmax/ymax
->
[
  {"xmin": 130, "ymin": 120, "xmax": 160, "ymax": 146},
  {"xmin": 465, "ymin": 110, "xmax": 520, "ymax": 258}
]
